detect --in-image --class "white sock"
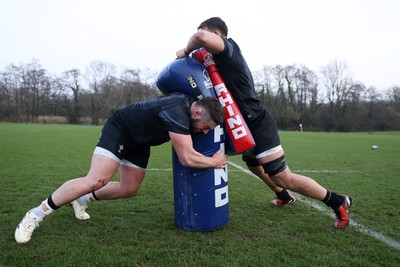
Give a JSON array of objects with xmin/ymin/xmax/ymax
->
[
  {"xmin": 76, "ymin": 192, "xmax": 96, "ymax": 205},
  {"xmin": 32, "ymin": 200, "xmax": 54, "ymax": 219}
]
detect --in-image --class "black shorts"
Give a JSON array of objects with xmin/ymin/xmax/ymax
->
[
  {"xmin": 247, "ymin": 109, "xmax": 281, "ymax": 156},
  {"xmin": 96, "ymin": 117, "xmax": 150, "ymax": 169}
]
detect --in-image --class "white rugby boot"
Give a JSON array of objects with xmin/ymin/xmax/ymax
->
[
  {"xmin": 15, "ymin": 209, "xmax": 43, "ymax": 243},
  {"xmin": 70, "ymin": 200, "xmax": 90, "ymax": 220}
]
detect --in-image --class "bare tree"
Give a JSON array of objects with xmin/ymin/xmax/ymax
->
[
  {"xmin": 253, "ymin": 65, "xmax": 274, "ymax": 109},
  {"xmin": 320, "ymin": 59, "xmax": 354, "ymax": 130},
  {"xmin": 62, "ymin": 69, "xmax": 83, "ymax": 124},
  {"xmin": 48, "ymin": 76, "xmax": 66, "ymax": 118},
  {"xmin": 4, "ymin": 64, "xmax": 24, "ymax": 121},
  {"xmin": 85, "ymin": 61, "xmax": 117, "ymax": 125},
  {"xmin": 0, "ymin": 60, "xmax": 50, "ymax": 122},
  {"xmin": 321, "ymin": 59, "xmax": 353, "ymax": 104},
  {"xmin": 0, "ymin": 71, "xmax": 14, "ymax": 121},
  {"xmin": 120, "ymin": 68, "xmax": 143, "ymax": 105},
  {"xmin": 25, "ymin": 60, "xmax": 48, "ymax": 122},
  {"xmin": 294, "ymin": 65, "xmax": 320, "ymax": 129},
  {"xmin": 361, "ymin": 86, "xmax": 380, "ymax": 131},
  {"xmin": 271, "ymin": 65, "xmax": 286, "ymax": 107},
  {"xmin": 283, "ymin": 65, "xmax": 297, "ymax": 109},
  {"xmin": 387, "ymin": 85, "xmax": 400, "ymax": 112}
]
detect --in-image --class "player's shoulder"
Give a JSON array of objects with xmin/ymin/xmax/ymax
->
[{"xmin": 162, "ymin": 92, "xmax": 194, "ymax": 105}]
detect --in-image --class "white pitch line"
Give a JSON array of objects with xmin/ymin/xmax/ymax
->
[
  {"xmin": 223, "ymin": 169, "xmax": 360, "ymax": 173},
  {"xmin": 290, "ymin": 170, "xmax": 360, "ymax": 173},
  {"xmin": 147, "ymin": 168, "xmax": 358, "ymax": 173},
  {"xmin": 148, "ymin": 168, "xmax": 173, "ymax": 171},
  {"xmin": 146, "ymin": 164, "xmax": 400, "ymax": 250},
  {"xmin": 227, "ymin": 161, "xmax": 400, "ymax": 250}
]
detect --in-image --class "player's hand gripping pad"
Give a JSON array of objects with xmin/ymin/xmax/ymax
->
[
  {"xmin": 192, "ymin": 48, "xmax": 255, "ymax": 154},
  {"xmin": 156, "ymin": 57, "xmax": 214, "ymax": 99}
]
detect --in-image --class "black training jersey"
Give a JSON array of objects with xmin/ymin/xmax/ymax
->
[
  {"xmin": 111, "ymin": 93, "xmax": 194, "ymax": 146},
  {"xmin": 213, "ymin": 38, "xmax": 264, "ymax": 122}
]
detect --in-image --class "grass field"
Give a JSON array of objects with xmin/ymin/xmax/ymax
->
[{"xmin": 0, "ymin": 123, "xmax": 399, "ymax": 266}]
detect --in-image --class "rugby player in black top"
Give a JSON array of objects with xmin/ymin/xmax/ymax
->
[
  {"xmin": 15, "ymin": 93, "xmax": 227, "ymax": 243},
  {"xmin": 176, "ymin": 17, "xmax": 352, "ymax": 230}
]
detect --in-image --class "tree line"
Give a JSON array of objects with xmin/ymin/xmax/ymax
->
[
  {"xmin": 0, "ymin": 59, "xmax": 159, "ymax": 125},
  {"xmin": 1, "ymin": 58, "xmax": 399, "ymax": 131}
]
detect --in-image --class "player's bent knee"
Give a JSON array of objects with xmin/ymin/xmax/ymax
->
[
  {"xmin": 262, "ymin": 155, "xmax": 288, "ymax": 177},
  {"xmin": 125, "ymin": 188, "xmax": 139, "ymax": 198},
  {"xmin": 85, "ymin": 176, "xmax": 110, "ymax": 192},
  {"xmin": 120, "ymin": 184, "xmax": 141, "ymax": 198}
]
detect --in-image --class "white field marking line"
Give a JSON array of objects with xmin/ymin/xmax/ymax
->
[
  {"xmin": 228, "ymin": 161, "xmax": 400, "ymax": 250},
  {"xmin": 147, "ymin": 168, "xmax": 358, "ymax": 173},
  {"xmin": 290, "ymin": 170, "xmax": 360, "ymax": 173},
  {"xmin": 148, "ymin": 168, "xmax": 173, "ymax": 171},
  {"xmin": 224, "ymin": 170, "xmax": 360, "ymax": 173}
]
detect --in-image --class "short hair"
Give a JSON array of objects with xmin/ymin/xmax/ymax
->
[
  {"xmin": 197, "ymin": 17, "xmax": 228, "ymax": 37},
  {"xmin": 196, "ymin": 96, "xmax": 224, "ymax": 125}
]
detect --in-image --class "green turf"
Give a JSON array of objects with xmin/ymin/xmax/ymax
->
[{"xmin": 0, "ymin": 123, "xmax": 399, "ymax": 266}]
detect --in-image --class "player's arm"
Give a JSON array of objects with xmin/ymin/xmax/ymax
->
[
  {"xmin": 176, "ymin": 30, "xmax": 224, "ymax": 58},
  {"xmin": 169, "ymin": 131, "xmax": 227, "ymax": 169}
]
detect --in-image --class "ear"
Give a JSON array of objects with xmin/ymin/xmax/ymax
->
[
  {"xmin": 214, "ymin": 30, "xmax": 221, "ymax": 37},
  {"xmin": 191, "ymin": 106, "xmax": 204, "ymax": 120}
]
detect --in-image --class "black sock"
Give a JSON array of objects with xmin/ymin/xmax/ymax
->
[
  {"xmin": 92, "ymin": 191, "xmax": 99, "ymax": 201},
  {"xmin": 47, "ymin": 194, "xmax": 60, "ymax": 210},
  {"xmin": 323, "ymin": 191, "xmax": 343, "ymax": 209},
  {"xmin": 276, "ymin": 189, "xmax": 291, "ymax": 201}
]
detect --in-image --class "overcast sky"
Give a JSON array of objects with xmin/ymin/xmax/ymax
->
[{"xmin": 1, "ymin": 0, "xmax": 399, "ymax": 90}]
